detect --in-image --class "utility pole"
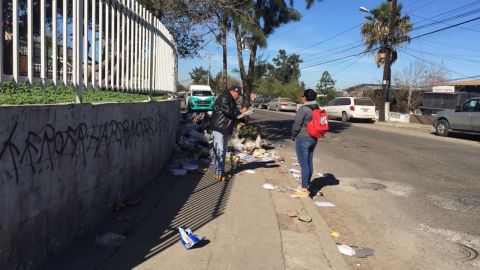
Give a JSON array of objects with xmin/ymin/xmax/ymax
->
[
  {"xmin": 379, "ymin": 0, "xmax": 397, "ymax": 122},
  {"xmin": 206, "ymin": 53, "xmax": 213, "ymax": 85}
]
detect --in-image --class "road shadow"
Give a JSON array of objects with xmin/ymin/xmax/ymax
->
[
  {"xmin": 308, "ymin": 173, "xmax": 340, "ymax": 197},
  {"xmin": 250, "ymin": 116, "xmax": 351, "ymax": 142},
  {"xmin": 430, "ymin": 131, "xmax": 480, "ymax": 143},
  {"xmin": 231, "ymin": 160, "xmax": 279, "ymax": 174},
  {"xmin": 42, "ymin": 162, "xmax": 234, "ymax": 270}
]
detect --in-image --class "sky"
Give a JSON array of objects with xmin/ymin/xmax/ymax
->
[{"xmin": 178, "ymin": 0, "xmax": 480, "ymax": 90}]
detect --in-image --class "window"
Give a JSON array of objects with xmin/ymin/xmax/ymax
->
[
  {"xmin": 337, "ymin": 98, "xmax": 351, "ymax": 106},
  {"xmin": 327, "ymin": 100, "xmax": 335, "ymax": 106},
  {"xmin": 354, "ymin": 98, "xmax": 375, "ymax": 106},
  {"xmin": 461, "ymin": 99, "xmax": 478, "ymax": 112},
  {"xmin": 192, "ymin": 91, "xmax": 213, "ymax": 97}
]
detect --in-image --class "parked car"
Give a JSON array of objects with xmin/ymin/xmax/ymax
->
[
  {"xmin": 433, "ymin": 97, "xmax": 480, "ymax": 136},
  {"xmin": 267, "ymin": 98, "xmax": 297, "ymax": 111},
  {"xmin": 325, "ymin": 97, "xmax": 376, "ymax": 122},
  {"xmin": 252, "ymin": 96, "xmax": 271, "ymax": 109},
  {"xmin": 186, "ymin": 85, "xmax": 215, "ymax": 111}
]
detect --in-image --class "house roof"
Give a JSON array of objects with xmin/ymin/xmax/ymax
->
[
  {"xmin": 448, "ymin": 80, "xmax": 480, "ymax": 86},
  {"xmin": 343, "ymin": 83, "xmax": 403, "ymax": 92}
]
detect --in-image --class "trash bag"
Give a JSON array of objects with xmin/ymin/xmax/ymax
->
[
  {"xmin": 188, "ymin": 129, "xmax": 209, "ymax": 144},
  {"xmin": 95, "ymin": 232, "xmax": 127, "ymax": 248},
  {"xmin": 178, "ymin": 227, "xmax": 204, "ymax": 250}
]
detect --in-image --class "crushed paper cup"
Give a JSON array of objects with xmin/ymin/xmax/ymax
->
[
  {"xmin": 262, "ymin": 183, "xmax": 275, "ymax": 190},
  {"xmin": 337, "ymin": 244, "xmax": 356, "ymax": 256}
]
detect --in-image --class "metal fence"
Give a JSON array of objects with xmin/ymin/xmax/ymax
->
[{"xmin": 1, "ymin": 0, "xmax": 178, "ymax": 100}]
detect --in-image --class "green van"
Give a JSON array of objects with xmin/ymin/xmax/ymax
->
[{"xmin": 187, "ymin": 85, "xmax": 215, "ymax": 111}]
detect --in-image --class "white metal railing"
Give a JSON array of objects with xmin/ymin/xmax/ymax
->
[{"xmin": 1, "ymin": 0, "xmax": 178, "ymax": 100}]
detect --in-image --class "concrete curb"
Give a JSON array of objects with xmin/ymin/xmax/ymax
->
[{"xmin": 300, "ymin": 197, "xmax": 350, "ymax": 270}]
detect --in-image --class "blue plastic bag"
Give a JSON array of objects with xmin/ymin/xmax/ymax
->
[{"xmin": 178, "ymin": 227, "xmax": 203, "ymax": 250}]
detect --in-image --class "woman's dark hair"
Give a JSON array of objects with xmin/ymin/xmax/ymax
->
[{"xmin": 303, "ymin": 89, "xmax": 317, "ymax": 101}]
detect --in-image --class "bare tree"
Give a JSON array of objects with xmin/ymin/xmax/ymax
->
[{"xmin": 394, "ymin": 60, "xmax": 448, "ymax": 113}]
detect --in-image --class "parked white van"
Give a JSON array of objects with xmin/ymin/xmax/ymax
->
[{"xmin": 325, "ymin": 97, "xmax": 376, "ymax": 122}]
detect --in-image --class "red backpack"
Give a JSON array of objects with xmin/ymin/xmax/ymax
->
[{"xmin": 306, "ymin": 108, "xmax": 329, "ymax": 138}]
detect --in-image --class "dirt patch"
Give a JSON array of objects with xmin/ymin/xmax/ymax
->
[{"xmin": 276, "ymin": 213, "xmax": 316, "ymax": 233}]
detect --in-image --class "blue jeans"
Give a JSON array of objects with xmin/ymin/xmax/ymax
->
[
  {"xmin": 213, "ymin": 131, "xmax": 229, "ymax": 176},
  {"xmin": 295, "ymin": 136, "xmax": 317, "ymax": 189}
]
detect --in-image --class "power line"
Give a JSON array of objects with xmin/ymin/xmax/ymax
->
[
  {"xmin": 448, "ymin": 75, "xmax": 480, "ymax": 81},
  {"xmin": 295, "ymin": 23, "xmax": 362, "ymax": 54},
  {"xmin": 411, "ymin": 15, "xmax": 480, "ymax": 40},
  {"xmin": 399, "ymin": 48, "xmax": 480, "ymax": 80}
]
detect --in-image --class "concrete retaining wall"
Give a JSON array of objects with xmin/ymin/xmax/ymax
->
[{"xmin": 0, "ymin": 101, "xmax": 179, "ymax": 269}]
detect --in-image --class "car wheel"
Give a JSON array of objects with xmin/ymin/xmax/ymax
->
[
  {"xmin": 436, "ymin": 119, "xmax": 449, "ymax": 137},
  {"xmin": 341, "ymin": 111, "xmax": 350, "ymax": 122}
]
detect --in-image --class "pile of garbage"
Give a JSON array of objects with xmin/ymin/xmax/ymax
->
[
  {"xmin": 228, "ymin": 123, "xmax": 284, "ymax": 165},
  {"xmin": 168, "ymin": 112, "xmax": 286, "ymax": 176},
  {"xmin": 168, "ymin": 112, "xmax": 213, "ymax": 176}
]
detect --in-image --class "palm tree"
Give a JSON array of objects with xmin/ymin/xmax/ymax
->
[{"xmin": 361, "ymin": 2, "xmax": 412, "ymax": 67}]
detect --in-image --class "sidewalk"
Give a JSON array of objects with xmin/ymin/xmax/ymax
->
[{"xmin": 43, "ymin": 148, "xmax": 348, "ymax": 269}]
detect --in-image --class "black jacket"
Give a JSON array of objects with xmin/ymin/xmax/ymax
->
[{"xmin": 210, "ymin": 91, "xmax": 240, "ymax": 135}]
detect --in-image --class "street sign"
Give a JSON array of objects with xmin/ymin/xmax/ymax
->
[{"xmin": 432, "ymin": 86, "xmax": 455, "ymax": 93}]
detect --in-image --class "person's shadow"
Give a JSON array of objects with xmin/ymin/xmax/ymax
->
[{"xmin": 308, "ymin": 173, "xmax": 340, "ymax": 197}]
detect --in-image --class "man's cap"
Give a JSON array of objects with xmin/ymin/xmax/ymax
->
[{"xmin": 229, "ymin": 85, "xmax": 242, "ymax": 93}]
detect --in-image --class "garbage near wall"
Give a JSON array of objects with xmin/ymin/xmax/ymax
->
[{"xmin": 168, "ymin": 112, "xmax": 286, "ymax": 177}]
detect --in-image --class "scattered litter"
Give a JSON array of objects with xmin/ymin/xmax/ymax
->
[
  {"xmin": 261, "ymin": 157, "xmax": 274, "ymax": 162},
  {"xmin": 337, "ymin": 244, "xmax": 356, "ymax": 256},
  {"xmin": 292, "ymin": 173, "xmax": 300, "ymax": 180},
  {"xmin": 297, "ymin": 211, "xmax": 312, "ymax": 223},
  {"xmin": 315, "ymin": 173, "xmax": 325, "ymax": 177},
  {"xmin": 252, "ymin": 148, "xmax": 266, "ymax": 158},
  {"xmin": 178, "ymin": 227, "xmax": 204, "ymax": 250},
  {"xmin": 95, "ymin": 232, "xmax": 127, "ymax": 248},
  {"xmin": 245, "ymin": 169, "xmax": 256, "ymax": 174},
  {"xmin": 291, "ymin": 162, "xmax": 300, "ymax": 166},
  {"xmin": 275, "ymin": 185, "xmax": 297, "ymax": 193},
  {"xmin": 314, "ymin": 201, "xmax": 335, "ymax": 207},
  {"xmin": 237, "ymin": 153, "xmax": 256, "ymax": 163},
  {"xmin": 330, "ymin": 231, "xmax": 341, "ymax": 238},
  {"xmin": 353, "ymin": 247, "xmax": 375, "ymax": 258},
  {"xmin": 287, "ymin": 209, "xmax": 298, "ymax": 217},
  {"xmin": 289, "ymin": 168, "xmax": 301, "ymax": 174},
  {"xmin": 231, "ymin": 139, "xmax": 245, "ymax": 151},
  {"xmin": 182, "ymin": 162, "xmax": 199, "ymax": 171},
  {"xmin": 291, "ymin": 189, "xmax": 309, "ymax": 198},
  {"xmin": 262, "ymin": 183, "xmax": 275, "ymax": 190},
  {"xmin": 170, "ymin": 168, "xmax": 187, "ymax": 176},
  {"xmin": 125, "ymin": 194, "xmax": 143, "ymax": 206}
]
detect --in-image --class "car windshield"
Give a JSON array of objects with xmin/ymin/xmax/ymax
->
[
  {"xmin": 192, "ymin": 90, "xmax": 212, "ymax": 97},
  {"xmin": 354, "ymin": 98, "xmax": 374, "ymax": 106}
]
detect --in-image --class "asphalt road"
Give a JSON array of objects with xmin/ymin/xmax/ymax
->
[{"xmin": 250, "ymin": 109, "xmax": 480, "ymax": 270}]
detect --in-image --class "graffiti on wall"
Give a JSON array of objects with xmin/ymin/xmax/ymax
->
[{"xmin": 0, "ymin": 115, "xmax": 170, "ymax": 184}]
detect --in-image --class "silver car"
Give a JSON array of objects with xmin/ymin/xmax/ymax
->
[
  {"xmin": 267, "ymin": 98, "xmax": 297, "ymax": 111},
  {"xmin": 433, "ymin": 97, "xmax": 480, "ymax": 136}
]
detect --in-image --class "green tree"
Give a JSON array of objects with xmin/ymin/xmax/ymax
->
[
  {"xmin": 315, "ymin": 71, "xmax": 338, "ymax": 106},
  {"xmin": 360, "ymin": 2, "xmax": 412, "ymax": 67},
  {"xmin": 268, "ymin": 50, "xmax": 303, "ymax": 84},
  {"xmin": 189, "ymin": 67, "xmax": 209, "ymax": 85},
  {"xmin": 232, "ymin": 0, "xmax": 320, "ymax": 107},
  {"xmin": 316, "ymin": 71, "xmax": 336, "ymax": 91}
]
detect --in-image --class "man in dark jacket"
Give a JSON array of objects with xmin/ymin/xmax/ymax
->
[{"xmin": 210, "ymin": 85, "xmax": 247, "ymax": 181}]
